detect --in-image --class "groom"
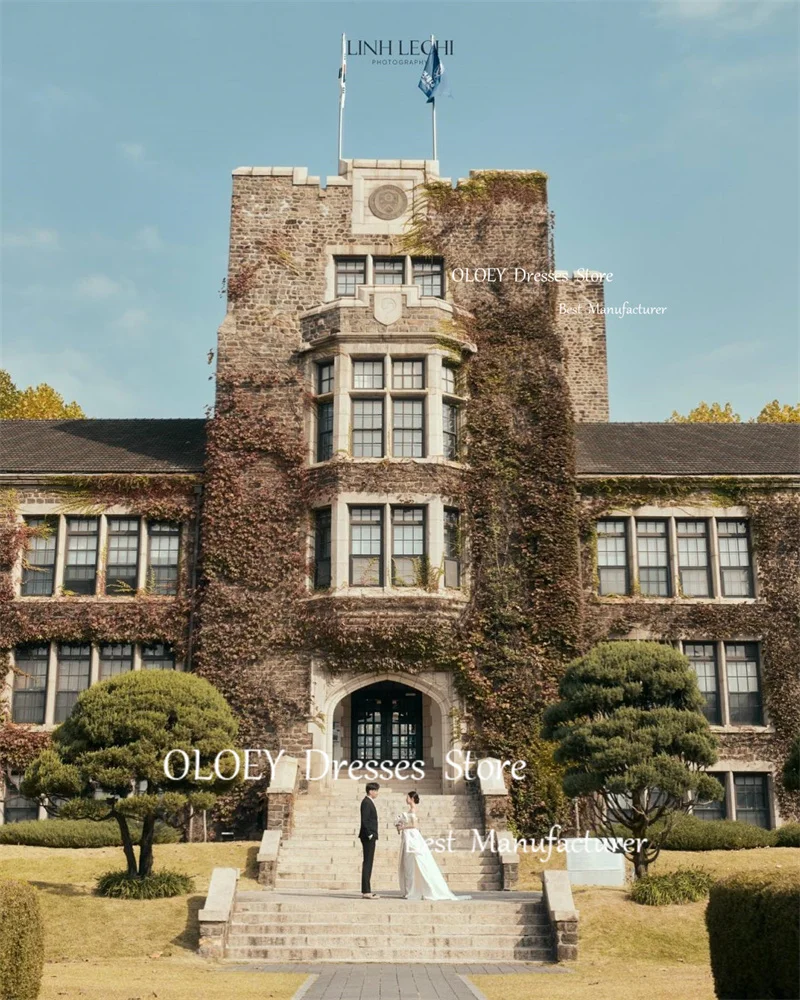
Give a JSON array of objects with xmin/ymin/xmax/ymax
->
[{"xmin": 359, "ymin": 782, "xmax": 380, "ymax": 899}]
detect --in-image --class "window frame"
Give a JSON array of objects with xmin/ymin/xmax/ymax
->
[
  {"xmin": 412, "ymin": 257, "xmax": 445, "ymax": 298},
  {"xmin": 141, "ymin": 642, "xmax": 176, "ymax": 670},
  {"xmin": 349, "ymin": 506, "xmax": 384, "ymax": 587},
  {"xmin": 683, "ymin": 641, "xmax": 721, "ymax": 725},
  {"xmin": 313, "ymin": 507, "xmax": 332, "ymax": 590},
  {"xmin": 717, "ymin": 520, "xmax": 754, "ymax": 598},
  {"xmin": 98, "ymin": 642, "xmax": 134, "ymax": 680},
  {"xmin": 391, "ymin": 506, "xmax": 427, "ymax": 587},
  {"xmin": 54, "ymin": 642, "xmax": 91, "ymax": 724},
  {"xmin": 334, "ymin": 256, "xmax": 367, "ymax": 297},
  {"xmin": 20, "ymin": 515, "xmax": 58, "ymax": 597},
  {"xmin": 443, "ymin": 508, "xmax": 461, "ymax": 589},
  {"xmin": 676, "ymin": 519, "xmax": 712, "ymax": 598},
  {"xmin": 391, "ymin": 398, "xmax": 425, "ymax": 458},
  {"xmin": 596, "ymin": 519, "xmax": 630, "ymax": 597},
  {"xmin": 316, "ymin": 399, "xmax": 334, "ymax": 462},
  {"xmin": 63, "ymin": 516, "xmax": 99, "ymax": 596},
  {"xmin": 11, "ymin": 644, "xmax": 49, "ymax": 724},
  {"xmin": 351, "ymin": 397, "xmax": 385, "ymax": 458},
  {"xmin": 105, "ymin": 516, "xmax": 141, "ymax": 596},
  {"xmin": 147, "ymin": 522, "xmax": 181, "ymax": 596},
  {"xmin": 724, "ymin": 641, "xmax": 763, "ymax": 726}
]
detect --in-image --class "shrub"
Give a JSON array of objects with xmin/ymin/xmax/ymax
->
[
  {"xmin": 95, "ymin": 869, "xmax": 195, "ymax": 899},
  {"xmin": 630, "ymin": 867, "xmax": 714, "ymax": 906},
  {"xmin": 706, "ymin": 870, "xmax": 800, "ymax": 999},
  {"xmin": 0, "ymin": 880, "xmax": 44, "ymax": 1000},
  {"xmin": 775, "ymin": 822, "xmax": 800, "ymax": 848},
  {"xmin": 0, "ymin": 818, "xmax": 180, "ymax": 848},
  {"xmin": 661, "ymin": 814, "xmax": 776, "ymax": 851}
]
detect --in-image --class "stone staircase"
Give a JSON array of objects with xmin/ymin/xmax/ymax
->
[
  {"xmin": 274, "ymin": 771, "xmax": 501, "ymax": 893},
  {"xmin": 225, "ymin": 892, "xmax": 554, "ymax": 962}
]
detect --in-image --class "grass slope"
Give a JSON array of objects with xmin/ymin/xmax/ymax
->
[
  {"xmin": 473, "ymin": 846, "xmax": 800, "ymax": 1000},
  {"xmin": 0, "ymin": 842, "xmax": 305, "ymax": 1000}
]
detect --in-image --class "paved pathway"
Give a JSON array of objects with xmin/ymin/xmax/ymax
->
[{"xmin": 229, "ymin": 962, "xmax": 570, "ymax": 1000}]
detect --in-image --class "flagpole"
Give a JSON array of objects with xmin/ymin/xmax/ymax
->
[
  {"xmin": 430, "ymin": 34, "xmax": 437, "ymax": 161},
  {"xmin": 338, "ymin": 33, "xmax": 346, "ymax": 164}
]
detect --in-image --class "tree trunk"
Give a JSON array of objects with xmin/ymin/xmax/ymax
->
[
  {"xmin": 137, "ymin": 814, "xmax": 156, "ymax": 877},
  {"xmin": 114, "ymin": 812, "xmax": 138, "ymax": 877}
]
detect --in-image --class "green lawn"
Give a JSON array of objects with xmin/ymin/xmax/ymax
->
[
  {"xmin": 474, "ymin": 845, "xmax": 800, "ymax": 1000},
  {"xmin": 3, "ymin": 840, "xmax": 797, "ymax": 1000},
  {"xmin": 0, "ymin": 842, "xmax": 305, "ymax": 1000}
]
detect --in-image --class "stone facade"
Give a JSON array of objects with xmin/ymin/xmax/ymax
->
[{"xmin": 1, "ymin": 158, "xmax": 797, "ymax": 836}]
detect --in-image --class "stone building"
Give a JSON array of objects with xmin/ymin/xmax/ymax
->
[{"xmin": 1, "ymin": 158, "xmax": 797, "ymax": 842}]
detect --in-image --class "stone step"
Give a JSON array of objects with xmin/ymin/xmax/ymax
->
[
  {"xmin": 224, "ymin": 945, "xmax": 553, "ymax": 962},
  {"xmin": 276, "ymin": 858, "xmax": 498, "ymax": 871},
  {"xmin": 227, "ymin": 933, "xmax": 551, "ymax": 949},
  {"xmin": 273, "ymin": 880, "xmax": 503, "ymax": 892},
  {"xmin": 230, "ymin": 917, "xmax": 548, "ymax": 933}
]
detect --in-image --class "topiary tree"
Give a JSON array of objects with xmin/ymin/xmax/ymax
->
[
  {"xmin": 22, "ymin": 671, "xmax": 240, "ymax": 879},
  {"xmin": 783, "ymin": 733, "xmax": 800, "ymax": 793},
  {"xmin": 542, "ymin": 641, "xmax": 723, "ymax": 878}
]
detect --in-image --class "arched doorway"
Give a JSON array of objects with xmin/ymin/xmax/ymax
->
[{"xmin": 350, "ymin": 680, "xmax": 423, "ymax": 765}]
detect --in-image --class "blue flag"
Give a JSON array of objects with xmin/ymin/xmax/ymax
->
[{"xmin": 418, "ymin": 42, "xmax": 444, "ymax": 103}]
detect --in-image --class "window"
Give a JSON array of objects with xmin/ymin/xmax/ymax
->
[
  {"xmin": 335, "ymin": 257, "xmax": 366, "ymax": 297},
  {"xmin": 317, "ymin": 360, "xmax": 334, "ymax": 395},
  {"xmin": 636, "ymin": 520, "xmax": 670, "ymax": 596},
  {"xmin": 734, "ymin": 773, "xmax": 770, "ymax": 828},
  {"xmin": 63, "ymin": 517, "xmax": 98, "ymax": 595},
  {"xmin": 99, "ymin": 643, "xmax": 134, "ymax": 679},
  {"xmin": 147, "ymin": 523, "xmax": 180, "ymax": 595},
  {"xmin": 21, "ymin": 516, "xmax": 58, "ymax": 596},
  {"xmin": 317, "ymin": 401, "xmax": 334, "ymax": 461},
  {"xmin": 106, "ymin": 517, "xmax": 140, "ymax": 595},
  {"xmin": 392, "ymin": 400, "xmax": 424, "ymax": 457},
  {"xmin": 3, "ymin": 784, "xmax": 39, "ymax": 824},
  {"xmin": 353, "ymin": 360, "xmax": 384, "ymax": 389},
  {"xmin": 392, "ymin": 359, "xmax": 424, "ymax": 389},
  {"xmin": 694, "ymin": 784, "xmax": 726, "ymax": 821},
  {"xmin": 442, "ymin": 365, "xmax": 458, "ymax": 395},
  {"xmin": 413, "ymin": 258, "xmax": 444, "ymax": 297},
  {"xmin": 444, "ymin": 509, "xmax": 461, "ymax": 588},
  {"xmin": 718, "ymin": 521, "xmax": 753, "ymax": 597},
  {"xmin": 676, "ymin": 520, "xmax": 711, "ymax": 597},
  {"xmin": 350, "ymin": 507, "xmax": 383, "ymax": 586},
  {"xmin": 684, "ymin": 643, "xmax": 720, "ymax": 724},
  {"xmin": 55, "ymin": 643, "xmax": 91, "ymax": 723},
  {"xmin": 725, "ymin": 643, "xmax": 762, "ymax": 725},
  {"xmin": 352, "ymin": 399, "xmax": 384, "ymax": 457},
  {"xmin": 392, "ymin": 507, "xmax": 425, "ymax": 586},
  {"xmin": 443, "ymin": 402, "xmax": 459, "ymax": 461},
  {"xmin": 141, "ymin": 643, "xmax": 176, "ymax": 670},
  {"xmin": 374, "ymin": 258, "xmax": 404, "ymax": 284},
  {"xmin": 314, "ymin": 508, "xmax": 332, "ymax": 589},
  {"xmin": 596, "ymin": 521, "xmax": 628, "ymax": 596},
  {"xmin": 12, "ymin": 645, "xmax": 49, "ymax": 724}
]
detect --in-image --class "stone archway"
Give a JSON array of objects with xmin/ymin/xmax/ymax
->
[{"xmin": 308, "ymin": 666, "xmax": 467, "ymax": 794}]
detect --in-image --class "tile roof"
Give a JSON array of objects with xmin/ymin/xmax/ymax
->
[
  {"xmin": 575, "ymin": 423, "xmax": 800, "ymax": 476},
  {"xmin": 0, "ymin": 419, "xmax": 796, "ymax": 478},
  {"xmin": 0, "ymin": 419, "xmax": 206, "ymax": 474}
]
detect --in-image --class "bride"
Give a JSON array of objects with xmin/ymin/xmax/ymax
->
[{"xmin": 396, "ymin": 791, "xmax": 471, "ymax": 901}]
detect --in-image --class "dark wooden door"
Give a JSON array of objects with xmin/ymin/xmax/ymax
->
[{"xmin": 351, "ymin": 682, "xmax": 422, "ymax": 764}]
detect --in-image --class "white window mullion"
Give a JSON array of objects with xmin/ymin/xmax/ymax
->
[
  {"xmin": 332, "ymin": 499, "xmax": 348, "ymax": 590},
  {"xmin": 709, "ymin": 518, "xmax": 722, "ymax": 599},
  {"xmin": 428, "ymin": 499, "xmax": 445, "ymax": 592},
  {"xmin": 628, "ymin": 516, "xmax": 637, "ymax": 594},
  {"xmin": 89, "ymin": 644, "xmax": 100, "ymax": 687},
  {"xmin": 428, "ymin": 354, "xmax": 444, "ymax": 457},
  {"xmin": 44, "ymin": 642, "xmax": 57, "ymax": 726},
  {"xmin": 718, "ymin": 640, "xmax": 731, "ymax": 726},
  {"xmin": 133, "ymin": 644, "xmax": 143, "ymax": 672},
  {"xmin": 54, "ymin": 515, "xmax": 67, "ymax": 593},
  {"xmin": 668, "ymin": 517, "xmax": 679, "ymax": 597},
  {"xmin": 725, "ymin": 771, "xmax": 736, "ymax": 821},
  {"xmin": 365, "ymin": 254, "xmax": 374, "ymax": 286},
  {"xmin": 138, "ymin": 519, "xmax": 149, "ymax": 592},
  {"xmin": 97, "ymin": 514, "xmax": 109, "ymax": 597}
]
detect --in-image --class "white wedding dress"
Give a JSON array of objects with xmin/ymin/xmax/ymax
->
[{"xmin": 397, "ymin": 810, "xmax": 471, "ymax": 901}]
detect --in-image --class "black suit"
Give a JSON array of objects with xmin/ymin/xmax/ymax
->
[{"xmin": 359, "ymin": 795, "xmax": 379, "ymax": 894}]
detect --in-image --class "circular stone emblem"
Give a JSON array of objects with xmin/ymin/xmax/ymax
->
[{"xmin": 368, "ymin": 184, "xmax": 409, "ymax": 221}]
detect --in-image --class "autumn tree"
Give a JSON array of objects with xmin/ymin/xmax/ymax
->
[
  {"xmin": 542, "ymin": 641, "xmax": 722, "ymax": 878},
  {"xmin": 669, "ymin": 400, "xmax": 799, "ymax": 423},
  {"xmin": 0, "ymin": 369, "xmax": 85, "ymax": 418},
  {"xmin": 22, "ymin": 671, "xmax": 239, "ymax": 878}
]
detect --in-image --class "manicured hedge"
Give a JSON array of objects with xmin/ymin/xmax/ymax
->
[
  {"xmin": 661, "ymin": 815, "xmax": 776, "ymax": 851},
  {"xmin": 630, "ymin": 867, "xmax": 714, "ymax": 906},
  {"xmin": 0, "ymin": 818, "xmax": 180, "ymax": 848},
  {"xmin": 0, "ymin": 880, "xmax": 44, "ymax": 1000},
  {"xmin": 706, "ymin": 870, "xmax": 800, "ymax": 999},
  {"xmin": 96, "ymin": 869, "xmax": 195, "ymax": 899},
  {"xmin": 775, "ymin": 822, "xmax": 800, "ymax": 848}
]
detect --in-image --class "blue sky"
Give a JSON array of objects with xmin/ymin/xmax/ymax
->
[{"xmin": 2, "ymin": 0, "xmax": 797, "ymax": 420}]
